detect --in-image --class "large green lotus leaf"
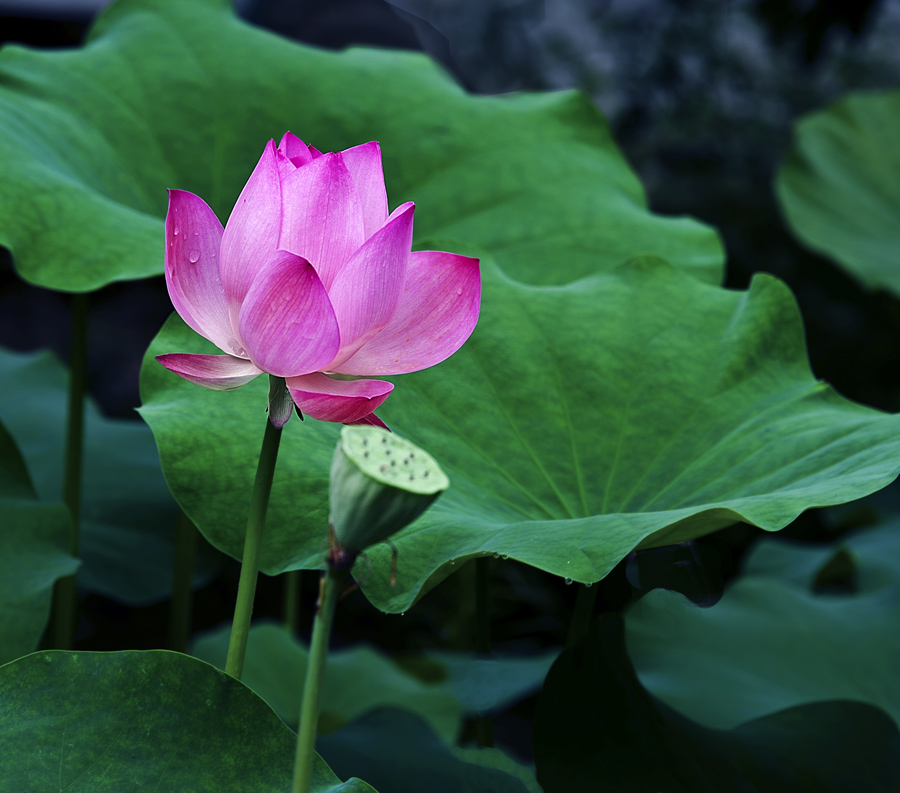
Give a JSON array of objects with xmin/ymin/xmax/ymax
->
[
  {"xmin": 0, "ymin": 346, "xmax": 220, "ymax": 605},
  {"xmin": 191, "ymin": 621, "xmax": 464, "ymax": 742},
  {"xmin": 0, "ymin": 0, "xmax": 722, "ymax": 293},
  {"xmin": 139, "ymin": 257, "xmax": 900, "ymax": 612},
  {"xmin": 625, "ymin": 521, "xmax": 900, "ymax": 730},
  {"xmin": 776, "ymin": 89, "xmax": 900, "ymax": 294},
  {"xmin": 0, "ymin": 649, "xmax": 375, "ymax": 792},
  {"xmin": 533, "ymin": 616, "xmax": 900, "ymax": 793},
  {"xmin": 0, "ymin": 421, "xmax": 77, "ymax": 665},
  {"xmin": 318, "ymin": 709, "xmax": 538, "ymax": 793}
]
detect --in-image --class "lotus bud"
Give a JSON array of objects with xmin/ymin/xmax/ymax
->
[{"xmin": 329, "ymin": 425, "xmax": 449, "ymax": 565}]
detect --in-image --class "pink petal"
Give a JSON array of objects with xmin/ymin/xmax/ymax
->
[
  {"xmin": 278, "ymin": 152, "xmax": 366, "ymax": 290},
  {"xmin": 164, "ymin": 191, "xmax": 245, "ymax": 356},
  {"xmin": 156, "ymin": 353, "xmax": 263, "ymax": 390},
  {"xmin": 278, "ymin": 131, "xmax": 315, "ymax": 168},
  {"xmin": 285, "ymin": 373, "xmax": 393, "ymax": 424},
  {"xmin": 220, "ymin": 140, "xmax": 283, "ymax": 331},
  {"xmin": 237, "ymin": 250, "xmax": 341, "ymax": 377},
  {"xmin": 341, "ymin": 141, "xmax": 389, "ymax": 238},
  {"xmin": 326, "ymin": 202, "xmax": 414, "ymax": 368},
  {"xmin": 332, "ymin": 250, "xmax": 481, "ymax": 376}
]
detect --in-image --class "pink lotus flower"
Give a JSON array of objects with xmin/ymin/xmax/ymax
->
[{"xmin": 157, "ymin": 132, "xmax": 480, "ymax": 427}]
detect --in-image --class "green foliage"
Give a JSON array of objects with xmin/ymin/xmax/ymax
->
[
  {"xmin": 0, "ymin": 347, "xmax": 220, "ymax": 605},
  {"xmin": 141, "ymin": 256, "xmax": 900, "ymax": 611},
  {"xmin": 0, "ymin": 0, "xmax": 722, "ymax": 293},
  {"xmin": 192, "ymin": 622, "xmax": 463, "ymax": 742},
  {"xmin": 533, "ymin": 616, "xmax": 900, "ymax": 793},
  {"xmin": 777, "ymin": 89, "xmax": 900, "ymax": 294},
  {"xmin": 626, "ymin": 520, "xmax": 900, "ymax": 729},
  {"xmin": 190, "ymin": 621, "xmax": 556, "ymax": 740},
  {"xmin": 0, "ymin": 649, "xmax": 375, "ymax": 791},
  {"xmin": 0, "ymin": 421, "xmax": 76, "ymax": 665},
  {"xmin": 318, "ymin": 709, "xmax": 538, "ymax": 793}
]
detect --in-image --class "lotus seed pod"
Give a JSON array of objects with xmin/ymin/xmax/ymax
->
[{"xmin": 329, "ymin": 425, "xmax": 449, "ymax": 556}]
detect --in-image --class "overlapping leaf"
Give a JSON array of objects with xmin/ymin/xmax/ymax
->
[
  {"xmin": 0, "ymin": 0, "xmax": 722, "ymax": 293},
  {"xmin": 318, "ymin": 709, "xmax": 539, "ymax": 793},
  {"xmin": 191, "ymin": 622, "xmax": 463, "ymax": 742},
  {"xmin": 0, "ymin": 421, "xmax": 76, "ymax": 664},
  {"xmin": 0, "ymin": 347, "xmax": 219, "ymax": 605},
  {"xmin": 776, "ymin": 89, "xmax": 900, "ymax": 294},
  {"xmin": 190, "ymin": 621, "xmax": 556, "ymax": 741},
  {"xmin": 0, "ymin": 650, "xmax": 375, "ymax": 791},
  {"xmin": 533, "ymin": 616, "xmax": 900, "ymax": 792},
  {"xmin": 141, "ymin": 256, "xmax": 900, "ymax": 612},
  {"xmin": 626, "ymin": 521, "xmax": 900, "ymax": 729}
]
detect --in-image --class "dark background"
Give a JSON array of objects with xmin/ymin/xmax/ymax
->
[{"xmin": 2, "ymin": 0, "xmax": 899, "ymax": 760}]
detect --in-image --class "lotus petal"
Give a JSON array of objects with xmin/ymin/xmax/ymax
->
[
  {"xmin": 333, "ymin": 250, "xmax": 480, "ymax": 375},
  {"xmin": 327, "ymin": 203, "xmax": 414, "ymax": 366},
  {"xmin": 279, "ymin": 152, "xmax": 366, "ymax": 290},
  {"xmin": 237, "ymin": 250, "xmax": 341, "ymax": 377},
  {"xmin": 164, "ymin": 190, "xmax": 243, "ymax": 356},
  {"xmin": 286, "ymin": 373, "xmax": 392, "ymax": 424},
  {"xmin": 156, "ymin": 353, "xmax": 263, "ymax": 390},
  {"xmin": 341, "ymin": 141, "xmax": 389, "ymax": 238},
  {"xmin": 220, "ymin": 140, "xmax": 284, "ymax": 328}
]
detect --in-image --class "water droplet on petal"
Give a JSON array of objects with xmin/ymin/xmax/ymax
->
[
  {"xmin": 188, "ymin": 250, "xmax": 200, "ymax": 263},
  {"xmin": 564, "ymin": 577, "xmax": 573, "ymax": 585},
  {"xmin": 173, "ymin": 226, "xmax": 180, "ymax": 236},
  {"xmin": 456, "ymin": 287, "xmax": 462, "ymax": 295}
]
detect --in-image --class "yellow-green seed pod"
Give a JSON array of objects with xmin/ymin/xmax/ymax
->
[{"xmin": 329, "ymin": 425, "xmax": 450, "ymax": 555}]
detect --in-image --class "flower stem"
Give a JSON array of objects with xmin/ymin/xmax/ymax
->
[
  {"xmin": 566, "ymin": 583, "xmax": 599, "ymax": 649},
  {"xmin": 225, "ymin": 393, "xmax": 284, "ymax": 679},
  {"xmin": 292, "ymin": 567, "xmax": 348, "ymax": 793},
  {"xmin": 474, "ymin": 556, "xmax": 493, "ymax": 747},
  {"xmin": 284, "ymin": 570, "xmax": 301, "ymax": 634},
  {"xmin": 50, "ymin": 292, "xmax": 90, "ymax": 650},
  {"xmin": 168, "ymin": 512, "xmax": 199, "ymax": 653}
]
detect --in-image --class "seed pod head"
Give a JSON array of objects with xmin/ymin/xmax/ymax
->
[{"xmin": 329, "ymin": 425, "xmax": 449, "ymax": 556}]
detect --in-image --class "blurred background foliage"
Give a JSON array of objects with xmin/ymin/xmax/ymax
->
[{"xmin": 1, "ymin": 0, "xmax": 899, "ymax": 764}]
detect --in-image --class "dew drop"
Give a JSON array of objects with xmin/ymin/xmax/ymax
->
[
  {"xmin": 456, "ymin": 287, "xmax": 462, "ymax": 295},
  {"xmin": 564, "ymin": 577, "xmax": 573, "ymax": 585},
  {"xmin": 585, "ymin": 581, "xmax": 593, "ymax": 588},
  {"xmin": 501, "ymin": 555, "xmax": 509, "ymax": 560},
  {"xmin": 492, "ymin": 552, "xmax": 500, "ymax": 559},
  {"xmin": 400, "ymin": 612, "xmax": 406, "ymax": 616},
  {"xmin": 188, "ymin": 250, "xmax": 200, "ymax": 263},
  {"xmin": 173, "ymin": 226, "xmax": 180, "ymax": 236}
]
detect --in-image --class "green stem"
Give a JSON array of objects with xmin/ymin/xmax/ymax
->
[
  {"xmin": 566, "ymin": 583, "xmax": 599, "ymax": 649},
  {"xmin": 168, "ymin": 512, "xmax": 199, "ymax": 653},
  {"xmin": 284, "ymin": 570, "xmax": 301, "ymax": 634},
  {"xmin": 474, "ymin": 556, "xmax": 493, "ymax": 747},
  {"xmin": 225, "ymin": 399, "xmax": 284, "ymax": 679},
  {"xmin": 50, "ymin": 292, "xmax": 90, "ymax": 650},
  {"xmin": 292, "ymin": 567, "xmax": 348, "ymax": 793}
]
